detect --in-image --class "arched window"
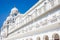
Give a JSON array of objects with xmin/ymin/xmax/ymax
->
[
  {"xmin": 26, "ymin": 39, "xmax": 28, "ymax": 40},
  {"xmin": 7, "ymin": 21, "xmax": 9, "ymax": 24},
  {"xmin": 14, "ymin": 13, "xmax": 17, "ymax": 16},
  {"xmin": 52, "ymin": 33, "xmax": 59, "ymax": 40},
  {"xmin": 29, "ymin": 38, "xmax": 32, "ymax": 40},
  {"xmin": 43, "ymin": 35, "xmax": 49, "ymax": 40},
  {"xmin": 36, "ymin": 36, "xmax": 40, "ymax": 40}
]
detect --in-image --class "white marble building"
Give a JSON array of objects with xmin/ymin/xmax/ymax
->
[{"xmin": 1, "ymin": 0, "xmax": 60, "ymax": 40}]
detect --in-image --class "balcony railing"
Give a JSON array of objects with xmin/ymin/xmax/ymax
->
[{"xmin": 18, "ymin": 11, "xmax": 60, "ymax": 34}]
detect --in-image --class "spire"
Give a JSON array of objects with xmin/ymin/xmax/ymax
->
[{"xmin": 14, "ymin": 5, "xmax": 16, "ymax": 8}]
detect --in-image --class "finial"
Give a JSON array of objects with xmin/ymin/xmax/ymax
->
[{"xmin": 14, "ymin": 5, "xmax": 16, "ymax": 8}]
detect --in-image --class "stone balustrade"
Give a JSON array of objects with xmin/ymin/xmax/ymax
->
[{"xmin": 18, "ymin": 10, "xmax": 60, "ymax": 34}]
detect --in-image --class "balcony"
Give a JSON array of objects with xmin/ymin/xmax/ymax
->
[{"xmin": 18, "ymin": 10, "xmax": 60, "ymax": 34}]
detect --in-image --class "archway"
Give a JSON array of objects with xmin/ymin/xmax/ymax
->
[
  {"xmin": 36, "ymin": 36, "xmax": 40, "ymax": 40},
  {"xmin": 43, "ymin": 35, "xmax": 49, "ymax": 40},
  {"xmin": 52, "ymin": 33, "xmax": 59, "ymax": 40}
]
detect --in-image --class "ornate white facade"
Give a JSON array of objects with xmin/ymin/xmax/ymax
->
[{"xmin": 1, "ymin": 0, "xmax": 60, "ymax": 40}]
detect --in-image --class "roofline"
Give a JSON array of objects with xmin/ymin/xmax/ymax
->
[{"xmin": 23, "ymin": 0, "xmax": 44, "ymax": 17}]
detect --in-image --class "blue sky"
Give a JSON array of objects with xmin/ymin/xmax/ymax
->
[{"xmin": 0, "ymin": 0, "xmax": 39, "ymax": 28}]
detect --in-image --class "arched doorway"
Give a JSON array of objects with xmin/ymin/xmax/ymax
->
[
  {"xmin": 52, "ymin": 33, "xmax": 59, "ymax": 40},
  {"xmin": 43, "ymin": 35, "xmax": 49, "ymax": 40},
  {"xmin": 36, "ymin": 36, "xmax": 40, "ymax": 40}
]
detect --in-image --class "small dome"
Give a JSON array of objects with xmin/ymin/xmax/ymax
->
[
  {"xmin": 11, "ymin": 7, "xmax": 18, "ymax": 12},
  {"xmin": 11, "ymin": 7, "xmax": 18, "ymax": 14}
]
